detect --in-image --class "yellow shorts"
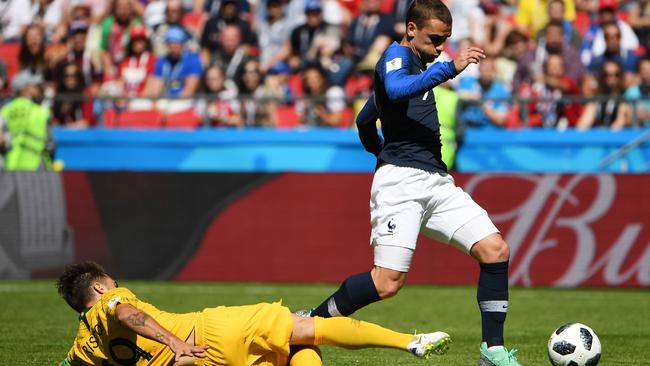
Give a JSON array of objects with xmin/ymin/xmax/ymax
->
[{"xmin": 195, "ymin": 301, "xmax": 293, "ymax": 366}]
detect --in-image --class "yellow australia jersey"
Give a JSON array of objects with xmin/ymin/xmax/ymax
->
[{"xmin": 61, "ymin": 288, "xmax": 201, "ymax": 366}]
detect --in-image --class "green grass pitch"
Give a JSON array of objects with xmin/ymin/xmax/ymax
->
[{"xmin": 1, "ymin": 281, "xmax": 648, "ymax": 365}]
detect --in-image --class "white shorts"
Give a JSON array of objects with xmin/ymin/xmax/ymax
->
[{"xmin": 370, "ymin": 164, "xmax": 499, "ymax": 272}]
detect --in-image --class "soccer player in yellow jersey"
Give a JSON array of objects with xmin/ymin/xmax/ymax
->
[{"xmin": 57, "ymin": 262, "xmax": 451, "ymax": 366}]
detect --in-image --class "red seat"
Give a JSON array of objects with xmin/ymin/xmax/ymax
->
[
  {"xmin": 118, "ymin": 109, "xmax": 163, "ymax": 128},
  {"xmin": 275, "ymin": 105, "xmax": 301, "ymax": 128},
  {"xmin": 0, "ymin": 43, "xmax": 21, "ymax": 86},
  {"xmin": 166, "ymin": 109, "xmax": 202, "ymax": 129},
  {"xmin": 103, "ymin": 109, "xmax": 118, "ymax": 128}
]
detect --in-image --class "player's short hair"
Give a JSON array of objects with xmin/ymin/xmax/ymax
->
[
  {"xmin": 56, "ymin": 261, "xmax": 109, "ymax": 313},
  {"xmin": 406, "ymin": 0, "xmax": 452, "ymax": 28}
]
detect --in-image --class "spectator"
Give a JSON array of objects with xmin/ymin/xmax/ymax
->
[
  {"xmin": 629, "ymin": 0, "xmax": 650, "ymax": 52},
  {"xmin": 445, "ymin": 0, "xmax": 486, "ymax": 47},
  {"xmin": 52, "ymin": 62, "xmax": 91, "ymax": 127},
  {"xmin": 60, "ymin": 0, "xmax": 113, "ymax": 25},
  {"xmin": 346, "ymin": 0, "xmax": 394, "ymax": 68},
  {"xmin": 296, "ymin": 63, "xmax": 346, "ymax": 127},
  {"xmin": 150, "ymin": 0, "xmax": 194, "ymax": 57},
  {"xmin": 495, "ymin": 30, "xmax": 529, "ymax": 90},
  {"xmin": 200, "ymin": 0, "xmax": 256, "ymax": 59},
  {"xmin": 117, "ymin": 25, "xmax": 156, "ymax": 106},
  {"xmin": 100, "ymin": 0, "xmax": 142, "ymax": 80},
  {"xmin": 202, "ymin": 24, "xmax": 253, "ymax": 81},
  {"xmin": 257, "ymin": 0, "xmax": 296, "ymax": 73},
  {"xmin": 261, "ymin": 62, "xmax": 293, "ymax": 102},
  {"xmin": 281, "ymin": 0, "xmax": 342, "ymax": 71},
  {"xmin": 0, "ymin": 71, "xmax": 52, "ymax": 170},
  {"xmin": 202, "ymin": 0, "xmax": 250, "ymax": 18},
  {"xmin": 197, "ymin": 64, "xmax": 241, "ymax": 127},
  {"xmin": 459, "ymin": 57, "xmax": 511, "ymax": 129},
  {"xmin": 392, "ymin": 0, "xmax": 411, "ymax": 38},
  {"xmin": 236, "ymin": 59, "xmax": 276, "ymax": 126},
  {"xmin": 577, "ymin": 60, "xmax": 632, "ymax": 129},
  {"xmin": 514, "ymin": 20, "xmax": 586, "ymax": 92},
  {"xmin": 588, "ymin": 22, "xmax": 639, "ymax": 87},
  {"xmin": 581, "ymin": 0, "xmax": 639, "ymax": 68},
  {"xmin": 144, "ymin": 26, "xmax": 203, "ymax": 114},
  {"xmin": 319, "ymin": 0, "xmax": 345, "ymax": 27},
  {"xmin": 518, "ymin": 53, "xmax": 583, "ymax": 128},
  {"xmin": 624, "ymin": 57, "xmax": 650, "ymax": 126},
  {"xmin": 49, "ymin": 20, "xmax": 103, "ymax": 96},
  {"xmin": 481, "ymin": 1, "xmax": 514, "ymax": 57},
  {"xmin": 545, "ymin": 0, "xmax": 583, "ymax": 49},
  {"xmin": 515, "ymin": 0, "xmax": 576, "ymax": 38},
  {"xmin": 1, "ymin": 0, "xmax": 65, "ymax": 42},
  {"xmin": 18, "ymin": 25, "xmax": 49, "ymax": 81}
]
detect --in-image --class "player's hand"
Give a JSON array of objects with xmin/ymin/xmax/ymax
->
[
  {"xmin": 169, "ymin": 339, "xmax": 209, "ymax": 361},
  {"xmin": 453, "ymin": 47, "xmax": 486, "ymax": 73}
]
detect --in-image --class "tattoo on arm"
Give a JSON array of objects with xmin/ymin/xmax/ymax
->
[
  {"xmin": 125, "ymin": 311, "xmax": 148, "ymax": 327},
  {"xmin": 154, "ymin": 330, "xmax": 169, "ymax": 344}
]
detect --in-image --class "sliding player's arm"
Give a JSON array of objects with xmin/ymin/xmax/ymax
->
[
  {"xmin": 356, "ymin": 94, "xmax": 383, "ymax": 156},
  {"xmin": 114, "ymin": 303, "xmax": 209, "ymax": 362},
  {"xmin": 383, "ymin": 46, "xmax": 484, "ymax": 102}
]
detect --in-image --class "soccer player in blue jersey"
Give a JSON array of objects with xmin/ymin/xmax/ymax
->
[{"xmin": 306, "ymin": 1, "xmax": 521, "ymax": 365}]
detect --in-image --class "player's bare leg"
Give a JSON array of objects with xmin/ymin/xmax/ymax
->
[
  {"xmin": 289, "ymin": 314, "xmax": 450, "ymax": 359},
  {"xmin": 310, "ymin": 246, "xmax": 413, "ymax": 318},
  {"xmin": 370, "ymin": 266, "xmax": 408, "ymax": 299},
  {"xmin": 469, "ymin": 233, "xmax": 520, "ymax": 366}
]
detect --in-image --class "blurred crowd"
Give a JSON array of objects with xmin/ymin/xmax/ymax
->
[{"xmin": 1, "ymin": 0, "xmax": 650, "ymax": 129}]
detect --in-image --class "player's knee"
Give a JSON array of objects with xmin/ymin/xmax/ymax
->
[
  {"xmin": 472, "ymin": 235, "xmax": 510, "ymax": 263},
  {"xmin": 374, "ymin": 277, "xmax": 404, "ymax": 299}
]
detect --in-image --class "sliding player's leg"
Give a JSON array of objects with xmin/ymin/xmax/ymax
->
[
  {"xmin": 288, "ymin": 346, "xmax": 322, "ymax": 366},
  {"xmin": 290, "ymin": 314, "xmax": 450, "ymax": 359}
]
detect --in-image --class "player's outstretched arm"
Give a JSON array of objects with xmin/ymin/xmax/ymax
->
[
  {"xmin": 384, "ymin": 60, "xmax": 457, "ymax": 102},
  {"xmin": 114, "ymin": 303, "xmax": 209, "ymax": 362},
  {"xmin": 383, "ymin": 46, "xmax": 485, "ymax": 102},
  {"xmin": 356, "ymin": 95, "xmax": 383, "ymax": 156}
]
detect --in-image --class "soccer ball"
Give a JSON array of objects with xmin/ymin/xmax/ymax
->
[{"xmin": 547, "ymin": 323, "xmax": 601, "ymax": 366}]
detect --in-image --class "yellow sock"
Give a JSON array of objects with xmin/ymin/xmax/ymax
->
[
  {"xmin": 289, "ymin": 346, "xmax": 322, "ymax": 366},
  {"xmin": 313, "ymin": 316, "xmax": 412, "ymax": 351}
]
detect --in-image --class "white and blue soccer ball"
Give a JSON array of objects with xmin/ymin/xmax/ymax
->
[{"xmin": 547, "ymin": 323, "xmax": 601, "ymax": 366}]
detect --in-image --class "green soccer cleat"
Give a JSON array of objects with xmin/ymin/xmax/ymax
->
[
  {"xmin": 407, "ymin": 331, "xmax": 451, "ymax": 359},
  {"xmin": 479, "ymin": 342, "xmax": 521, "ymax": 366}
]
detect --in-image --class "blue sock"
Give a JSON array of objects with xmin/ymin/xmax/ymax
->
[
  {"xmin": 311, "ymin": 271, "xmax": 381, "ymax": 317},
  {"xmin": 477, "ymin": 261, "xmax": 509, "ymax": 347}
]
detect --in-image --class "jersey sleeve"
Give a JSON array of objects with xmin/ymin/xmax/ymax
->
[
  {"xmin": 101, "ymin": 288, "xmax": 139, "ymax": 319},
  {"xmin": 382, "ymin": 46, "xmax": 458, "ymax": 102},
  {"xmin": 356, "ymin": 95, "xmax": 383, "ymax": 156}
]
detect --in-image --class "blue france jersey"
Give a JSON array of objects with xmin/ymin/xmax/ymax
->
[{"xmin": 368, "ymin": 42, "xmax": 457, "ymax": 174}]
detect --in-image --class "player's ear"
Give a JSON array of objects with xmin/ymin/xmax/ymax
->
[
  {"xmin": 406, "ymin": 21, "xmax": 418, "ymax": 39},
  {"xmin": 92, "ymin": 281, "xmax": 108, "ymax": 295}
]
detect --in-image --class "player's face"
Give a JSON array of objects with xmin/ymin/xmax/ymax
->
[{"xmin": 407, "ymin": 18, "xmax": 451, "ymax": 64}]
